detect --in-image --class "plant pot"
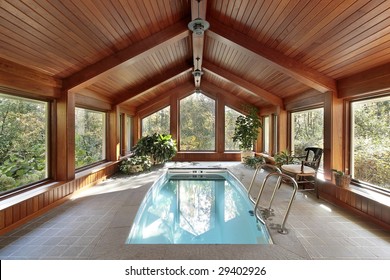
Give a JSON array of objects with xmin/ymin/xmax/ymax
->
[
  {"xmin": 334, "ymin": 174, "xmax": 351, "ymax": 188},
  {"xmin": 241, "ymin": 150, "xmax": 255, "ymax": 162}
]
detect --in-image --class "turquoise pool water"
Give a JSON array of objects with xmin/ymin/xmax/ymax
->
[{"xmin": 126, "ymin": 168, "xmax": 272, "ymax": 244}]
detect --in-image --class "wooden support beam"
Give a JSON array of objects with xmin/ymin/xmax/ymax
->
[
  {"xmin": 338, "ymin": 62, "xmax": 390, "ymax": 99},
  {"xmin": 0, "ymin": 58, "xmax": 61, "ymax": 98},
  {"xmin": 62, "ymin": 19, "xmax": 190, "ymax": 92},
  {"xmin": 56, "ymin": 91, "xmax": 75, "ymax": 181},
  {"xmin": 324, "ymin": 91, "xmax": 343, "ymax": 180},
  {"xmin": 190, "ymin": 0, "xmax": 208, "ymax": 88},
  {"xmin": 208, "ymin": 18, "xmax": 337, "ymax": 93},
  {"xmin": 203, "ymin": 61, "xmax": 284, "ymax": 108}
]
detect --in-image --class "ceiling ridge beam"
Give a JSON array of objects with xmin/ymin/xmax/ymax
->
[
  {"xmin": 62, "ymin": 19, "xmax": 190, "ymax": 93},
  {"xmin": 114, "ymin": 63, "xmax": 192, "ymax": 105},
  {"xmin": 208, "ymin": 18, "xmax": 337, "ymax": 93},
  {"xmin": 203, "ymin": 60, "xmax": 283, "ymax": 108}
]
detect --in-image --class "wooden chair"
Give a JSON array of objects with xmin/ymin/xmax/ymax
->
[{"xmin": 280, "ymin": 147, "xmax": 323, "ymax": 198}]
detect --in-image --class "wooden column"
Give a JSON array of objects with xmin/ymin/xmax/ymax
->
[
  {"xmin": 56, "ymin": 91, "xmax": 75, "ymax": 181},
  {"xmin": 277, "ymin": 106, "xmax": 288, "ymax": 153},
  {"xmin": 107, "ymin": 105, "xmax": 120, "ymax": 161},
  {"xmin": 324, "ymin": 91, "xmax": 343, "ymax": 180}
]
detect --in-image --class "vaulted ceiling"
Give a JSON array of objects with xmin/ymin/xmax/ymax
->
[{"xmin": 1, "ymin": 0, "xmax": 390, "ymax": 112}]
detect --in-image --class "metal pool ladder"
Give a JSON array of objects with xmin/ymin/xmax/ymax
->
[{"xmin": 248, "ymin": 165, "xmax": 298, "ymax": 234}]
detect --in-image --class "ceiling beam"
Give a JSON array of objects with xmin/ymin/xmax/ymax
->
[
  {"xmin": 114, "ymin": 63, "xmax": 192, "ymax": 105},
  {"xmin": 190, "ymin": 0, "xmax": 208, "ymax": 88},
  {"xmin": 203, "ymin": 61, "xmax": 284, "ymax": 108},
  {"xmin": 62, "ymin": 19, "xmax": 190, "ymax": 93},
  {"xmin": 208, "ymin": 18, "xmax": 337, "ymax": 93}
]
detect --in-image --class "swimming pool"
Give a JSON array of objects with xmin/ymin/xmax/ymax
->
[{"xmin": 126, "ymin": 168, "xmax": 272, "ymax": 244}]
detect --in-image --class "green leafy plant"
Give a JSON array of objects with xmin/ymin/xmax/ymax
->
[
  {"xmin": 232, "ymin": 105, "xmax": 262, "ymax": 151},
  {"xmin": 331, "ymin": 169, "xmax": 351, "ymax": 187},
  {"xmin": 133, "ymin": 133, "xmax": 177, "ymax": 165},
  {"xmin": 243, "ymin": 156, "xmax": 265, "ymax": 169},
  {"xmin": 274, "ymin": 150, "xmax": 292, "ymax": 167},
  {"xmin": 119, "ymin": 155, "xmax": 152, "ymax": 174}
]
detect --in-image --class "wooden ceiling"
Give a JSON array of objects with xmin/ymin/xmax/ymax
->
[{"xmin": 1, "ymin": 0, "xmax": 390, "ymax": 111}]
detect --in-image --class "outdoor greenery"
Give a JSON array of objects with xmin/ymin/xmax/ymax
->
[
  {"xmin": 225, "ymin": 106, "xmax": 243, "ymax": 150},
  {"xmin": 180, "ymin": 92, "xmax": 215, "ymax": 150},
  {"xmin": 1, "ymin": 91, "xmax": 389, "ymax": 193},
  {"xmin": 0, "ymin": 94, "xmax": 47, "ymax": 192},
  {"xmin": 352, "ymin": 97, "xmax": 390, "ymax": 189},
  {"xmin": 75, "ymin": 108, "xmax": 105, "ymax": 169},
  {"xmin": 141, "ymin": 106, "xmax": 170, "ymax": 136},
  {"xmin": 291, "ymin": 108, "xmax": 324, "ymax": 156}
]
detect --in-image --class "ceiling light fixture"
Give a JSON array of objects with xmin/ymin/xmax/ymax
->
[
  {"xmin": 192, "ymin": 57, "xmax": 204, "ymax": 84},
  {"xmin": 188, "ymin": 0, "xmax": 210, "ymax": 36}
]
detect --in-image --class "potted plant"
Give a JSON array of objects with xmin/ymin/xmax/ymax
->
[
  {"xmin": 274, "ymin": 150, "xmax": 292, "ymax": 167},
  {"xmin": 119, "ymin": 155, "xmax": 152, "ymax": 174},
  {"xmin": 331, "ymin": 169, "xmax": 351, "ymax": 188},
  {"xmin": 232, "ymin": 106, "xmax": 262, "ymax": 162},
  {"xmin": 133, "ymin": 133, "xmax": 177, "ymax": 165}
]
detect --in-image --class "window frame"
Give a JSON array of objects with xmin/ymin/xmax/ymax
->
[
  {"xmin": 0, "ymin": 92, "xmax": 51, "ymax": 195},
  {"xmin": 347, "ymin": 94, "xmax": 390, "ymax": 193},
  {"xmin": 178, "ymin": 91, "xmax": 216, "ymax": 152},
  {"xmin": 74, "ymin": 107, "xmax": 107, "ymax": 170}
]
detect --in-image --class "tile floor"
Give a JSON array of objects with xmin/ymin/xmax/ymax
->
[{"xmin": 0, "ymin": 162, "xmax": 389, "ymax": 260}]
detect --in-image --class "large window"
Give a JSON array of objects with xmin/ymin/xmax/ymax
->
[
  {"xmin": 225, "ymin": 106, "xmax": 243, "ymax": 151},
  {"xmin": 0, "ymin": 93, "xmax": 48, "ymax": 193},
  {"xmin": 351, "ymin": 96, "xmax": 390, "ymax": 190},
  {"xmin": 291, "ymin": 108, "xmax": 324, "ymax": 156},
  {"xmin": 75, "ymin": 108, "xmax": 106, "ymax": 169},
  {"xmin": 180, "ymin": 92, "xmax": 215, "ymax": 151},
  {"xmin": 141, "ymin": 106, "xmax": 170, "ymax": 136}
]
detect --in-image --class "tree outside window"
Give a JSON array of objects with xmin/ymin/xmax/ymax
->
[
  {"xmin": 291, "ymin": 108, "xmax": 324, "ymax": 158},
  {"xmin": 75, "ymin": 108, "xmax": 106, "ymax": 169},
  {"xmin": 351, "ymin": 96, "xmax": 390, "ymax": 190},
  {"xmin": 0, "ymin": 94, "xmax": 48, "ymax": 192},
  {"xmin": 141, "ymin": 106, "xmax": 170, "ymax": 137},
  {"xmin": 180, "ymin": 92, "xmax": 215, "ymax": 151},
  {"xmin": 225, "ymin": 106, "xmax": 243, "ymax": 151}
]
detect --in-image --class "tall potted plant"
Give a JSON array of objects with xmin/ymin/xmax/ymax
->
[{"xmin": 232, "ymin": 106, "xmax": 262, "ymax": 162}]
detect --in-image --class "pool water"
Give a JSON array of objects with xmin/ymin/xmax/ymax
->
[{"xmin": 126, "ymin": 168, "xmax": 272, "ymax": 244}]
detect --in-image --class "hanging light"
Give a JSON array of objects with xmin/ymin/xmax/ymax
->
[
  {"xmin": 192, "ymin": 57, "xmax": 204, "ymax": 78},
  {"xmin": 188, "ymin": 0, "xmax": 210, "ymax": 36}
]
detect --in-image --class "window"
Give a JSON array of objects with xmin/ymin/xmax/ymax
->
[
  {"xmin": 351, "ymin": 95, "xmax": 390, "ymax": 190},
  {"xmin": 225, "ymin": 106, "xmax": 243, "ymax": 151},
  {"xmin": 180, "ymin": 92, "xmax": 215, "ymax": 151},
  {"xmin": 75, "ymin": 108, "xmax": 106, "ymax": 169},
  {"xmin": 141, "ymin": 106, "xmax": 170, "ymax": 136},
  {"xmin": 0, "ymin": 93, "xmax": 48, "ymax": 193},
  {"xmin": 291, "ymin": 108, "xmax": 324, "ymax": 156},
  {"xmin": 263, "ymin": 116, "xmax": 270, "ymax": 153}
]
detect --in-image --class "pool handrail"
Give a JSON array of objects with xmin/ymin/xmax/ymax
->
[{"xmin": 254, "ymin": 172, "xmax": 298, "ymax": 234}]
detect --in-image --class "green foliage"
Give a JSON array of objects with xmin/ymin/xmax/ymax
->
[
  {"xmin": 0, "ymin": 95, "xmax": 47, "ymax": 191},
  {"xmin": 119, "ymin": 155, "xmax": 152, "ymax": 174},
  {"xmin": 232, "ymin": 105, "xmax": 262, "ymax": 150},
  {"xmin": 133, "ymin": 133, "xmax": 177, "ymax": 165},
  {"xmin": 142, "ymin": 106, "xmax": 170, "ymax": 136},
  {"xmin": 292, "ymin": 108, "xmax": 324, "ymax": 156},
  {"xmin": 180, "ymin": 93, "xmax": 215, "ymax": 150},
  {"xmin": 225, "ymin": 107, "xmax": 243, "ymax": 150},
  {"xmin": 274, "ymin": 150, "xmax": 292, "ymax": 167},
  {"xmin": 243, "ymin": 156, "xmax": 265, "ymax": 169},
  {"xmin": 75, "ymin": 108, "xmax": 104, "ymax": 169}
]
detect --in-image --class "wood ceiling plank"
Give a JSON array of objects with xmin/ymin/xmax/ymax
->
[
  {"xmin": 114, "ymin": 63, "xmax": 192, "ymax": 105},
  {"xmin": 208, "ymin": 18, "xmax": 337, "ymax": 93},
  {"xmin": 62, "ymin": 19, "xmax": 190, "ymax": 92},
  {"xmin": 203, "ymin": 61, "xmax": 283, "ymax": 107}
]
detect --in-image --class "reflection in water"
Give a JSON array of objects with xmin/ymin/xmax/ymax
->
[{"xmin": 128, "ymin": 175, "xmax": 271, "ymax": 244}]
